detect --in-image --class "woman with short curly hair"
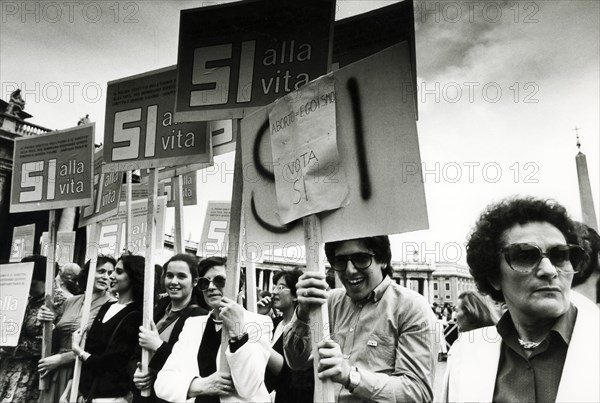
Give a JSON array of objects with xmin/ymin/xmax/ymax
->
[{"xmin": 443, "ymin": 197, "xmax": 598, "ymax": 403}]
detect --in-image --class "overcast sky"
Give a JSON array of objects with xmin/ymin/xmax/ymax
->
[{"xmin": 1, "ymin": 0, "xmax": 598, "ymax": 264}]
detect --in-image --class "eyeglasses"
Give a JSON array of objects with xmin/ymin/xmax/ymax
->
[
  {"xmin": 273, "ymin": 284, "xmax": 290, "ymax": 292},
  {"xmin": 331, "ymin": 253, "xmax": 375, "ymax": 272},
  {"xmin": 198, "ymin": 275, "xmax": 226, "ymax": 290},
  {"xmin": 499, "ymin": 243, "xmax": 585, "ymax": 273}
]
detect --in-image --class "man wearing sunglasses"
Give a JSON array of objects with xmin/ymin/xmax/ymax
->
[
  {"xmin": 442, "ymin": 197, "xmax": 600, "ymax": 403},
  {"xmin": 283, "ymin": 235, "xmax": 437, "ymax": 402}
]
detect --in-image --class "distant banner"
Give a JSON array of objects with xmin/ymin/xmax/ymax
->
[
  {"xmin": 103, "ymin": 66, "xmax": 212, "ymax": 172},
  {"xmin": 269, "ymin": 75, "xmax": 348, "ymax": 223},
  {"xmin": 174, "ymin": 0, "xmax": 335, "ymax": 122},
  {"xmin": 79, "ymin": 147, "xmax": 124, "ymax": 228},
  {"xmin": 161, "ymin": 172, "xmax": 197, "ymax": 207},
  {"xmin": 98, "ymin": 197, "xmax": 167, "ymax": 256},
  {"xmin": 10, "ymin": 224, "xmax": 35, "ymax": 262},
  {"xmin": 0, "ymin": 262, "xmax": 34, "ymax": 347},
  {"xmin": 10, "ymin": 124, "xmax": 94, "ymax": 213},
  {"xmin": 198, "ymin": 201, "xmax": 230, "ymax": 257},
  {"xmin": 41, "ymin": 231, "xmax": 76, "ymax": 267}
]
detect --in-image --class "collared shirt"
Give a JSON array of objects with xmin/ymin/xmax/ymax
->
[
  {"xmin": 283, "ymin": 276, "xmax": 437, "ymax": 402},
  {"xmin": 493, "ymin": 304, "xmax": 578, "ymax": 403}
]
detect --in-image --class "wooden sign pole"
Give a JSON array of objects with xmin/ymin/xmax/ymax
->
[
  {"xmin": 70, "ymin": 222, "xmax": 102, "ymax": 402},
  {"xmin": 39, "ymin": 209, "xmax": 58, "ymax": 391},
  {"xmin": 141, "ymin": 168, "xmax": 157, "ymax": 397},
  {"xmin": 219, "ymin": 120, "xmax": 243, "ymax": 377},
  {"xmin": 125, "ymin": 171, "xmax": 133, "ymax": 252},
  {"xmin": 173, "ymin": 175, "xmax": 185, "ymax": 254},
  {"xmin": 245, "ymin": 252, "xmax": 257, "ymax": 313},
  {"xmin": 303, "ymin": 214, "xmax": 335, "ymax": 403}
]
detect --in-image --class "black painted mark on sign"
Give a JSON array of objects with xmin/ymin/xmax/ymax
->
[
  {"xmin": 347, "ymin": 77, "xmax": 371, "ymax": 200},
  {"xmin": 253, "ymin": 120, "xmax": 275, "ymax": 181},
  {"xmin": 251, "ymin": 190, "xmax": 297, "ymax": 234}
]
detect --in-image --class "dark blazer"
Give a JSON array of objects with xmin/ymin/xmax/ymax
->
[
  {"xmin": 265, "ymin": 316, "xmax": 314, "ymax": 403},
  {"xmin": 149, "ymin": 296, "xmax": 208, "ymax": 371}
]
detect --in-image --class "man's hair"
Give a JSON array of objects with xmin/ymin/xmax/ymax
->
[
  {"xmin": 198, "ymin": 256, "xmax": 227, "ymax": 278},
  {"xmin": 272, "ymin": 268, "xmax": 304, "ymax": 298},
  {"xmin": 572, "ymin": 225, "xmax": 600, "ymax": 286},
  {"xmin": 466, "ymin": 197, "xmax": 581, "ymax": 302},
  {"xmin": 22, "ymin": 255, "xmax": 58, "ymax": 282},
  {"xmin": 324, "ymin": 236, "xmax": 393, "ymax": 277}
]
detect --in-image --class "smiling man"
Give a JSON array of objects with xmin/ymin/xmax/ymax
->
[{"xmin": 283, "ymin": 235, "xmax": 437, "ymax": 402}]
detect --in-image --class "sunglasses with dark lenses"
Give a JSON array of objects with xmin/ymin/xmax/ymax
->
[
  {"xmin": 500, "ymin": 243, "xmax": 585, "ymax": 273},
  {"xmin": 331, "ymin": 253, "xmax": 375, "ymax": 272},
  {"xmin": 198, "ymin": 275, "xmax": 226, "ymax": 290}
]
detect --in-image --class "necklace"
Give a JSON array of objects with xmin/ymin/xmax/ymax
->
[{"xmin": 518, "ymin": 338, "xmax": 542, "ymax": 350}]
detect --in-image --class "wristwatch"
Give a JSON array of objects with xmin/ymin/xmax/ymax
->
[{"xmin": 346, "ymin": 366, "xmax": 361, "ymax": 392}]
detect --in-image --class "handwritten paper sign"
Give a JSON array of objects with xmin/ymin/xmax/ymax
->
[
  {"xmin": 241, "ymin": 42, "xmax": 428, "ymax": 257},
  {"xmin": 9, "ymin": 224, "xmax": 35, "ymax": 262},
  {"xmin": 199, "ymin": 201, "xmax": 231, "ymax": 257},
  {"xmin": 10, "ymin": 124, "xmax": 94, "ymax": 213},
  {"xmin": 0, "ymin": 262, "xmax": 34, "ymax": 347},
  {"xmin": 269, "ymin": 75, "xmax": 348, "ymax": 223}
]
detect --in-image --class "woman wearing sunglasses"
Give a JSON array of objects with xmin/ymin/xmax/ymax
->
[
  {"xmin": 154, "ymin": 256, "xmax": 272, "ymax": 402},
  {"xmin": 442, "ymin": 197, "xmax": 599, "ymax": 402},
  {"xmin": 132, "ymin": 253, "xmax": 208, "ymax": 402}
]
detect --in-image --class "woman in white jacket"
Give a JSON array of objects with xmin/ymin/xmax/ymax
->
[
  {"xmin": 154, "ymin": 257, "xmax": 272, "ymax": 402},
  {"xmin": 442, "ymin": 197, "xmax": 599, "ymax": 403}
]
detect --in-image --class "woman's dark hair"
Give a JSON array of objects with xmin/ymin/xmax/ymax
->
[
  {"xmin": 572, "ymin": 225, "xmax": 600, "ymax": 287},
  {"xmin": 272, "ymin": 268, "xmax": 304, "ymax": 298},
  {"xmin": 324, "ymin": 236, "xmax": 393, "ymax": 277},
  {"xmin": 466, "ymin": 197, "xmax": 582, "ymax": 302},
  {"xmin": 117, "ymin": 254, "xmax": 145, "ymax": 304},
  {"xmin": 78, "ymin": 255, "xmax": 117, "ymax": 292},
  {"xmin": 198, "ymin": 256, "xmax": 227, "ymax": 277},
  {"xmin": 22, "ymin": 255, "xmax": 59, "ymax": 282},
  {"xmin": 163, "ymin": 253, "xmax": 201, "ymax": 303}
]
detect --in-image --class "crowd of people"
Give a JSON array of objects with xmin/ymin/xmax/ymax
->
[{"xmin": 0, "ymin": 196, "xmax": 599, "ymax": 402}]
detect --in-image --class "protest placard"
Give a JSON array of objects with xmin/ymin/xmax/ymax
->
[
  {"xmin": 199, "ymin": 201, "xmax": 231, "ymax": 257},
  {"xmin": 174, "ymin": 0, "xmax": 335, "ymax": 122},
  {"xmin": 97, "ymin": 197, "xmax": 167, "ymax": 257},
  {"xmin": 103, "ymin": 66, "xmax": 212, "ymax": 172},
  {"xmin": 161, "ymin": 172, "xmax": 197, "ymax": 207},
  {"xmin": 269, "ymin": 75, "xmax": 349, "ymax": 223},
  {"xmin": 10, "ymin": 124, "xmax": 94, "ymax": 213},
  {"xmin": 241, "ymin": 42, "xmax": 428, "ymax": 257},
  {"xmin": 0, "ymin": 262, "xmax": 35, "ymax": 347},
  {"xmin": 333, "ymin": 1, "xmax": 417, "ymax": 118},
  {"xmin": 40, "ymin": 231, "xmax": 76, "ymax": 267},
  {"xmin": 79, "ymin": 147, "xmax": 124, "ymax": 228},
  {"xmin": 9, "ymin": 224, "xmax": 35, "ymax": 262}
]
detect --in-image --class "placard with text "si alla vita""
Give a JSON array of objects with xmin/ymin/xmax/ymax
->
[
  {"xmin": 10, "ymin": 124, "xmax": 94, "ymax": 213},
  {"xmin": 103, "ymin": 66, "xmax": 212, "ymax": 172},
  {"xmin": 269, "ymin": 75, "xmax": 349, "ymax": 223}
]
